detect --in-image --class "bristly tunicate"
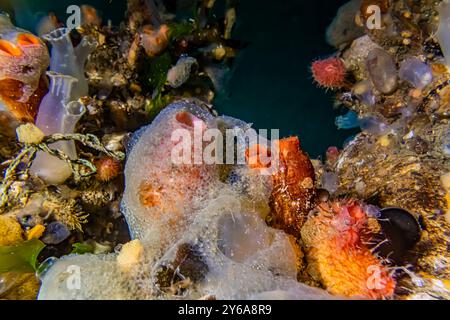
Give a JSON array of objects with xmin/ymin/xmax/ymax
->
[
  {"xmin": 399, "ymin": 57, "xmax": 433, "ymax": 89},
  {"xmin": 366, "ymin": 48, "xmax": 398, "ymax": 95}
]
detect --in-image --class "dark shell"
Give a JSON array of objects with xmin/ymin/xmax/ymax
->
[
  {"xmin": 376, "ymin": 207, "xmax": 422, "ymax": 265},
  {"xmin": 154, "ymin": 242, "xmax": 208, "ymax": 295}
]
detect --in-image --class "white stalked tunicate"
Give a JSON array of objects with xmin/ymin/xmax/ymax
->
[
  {"xmin": 31, "ymin": 72, "xmax": 86, "ymax": 185},
  {"xmin": 43, "ymin": 28, "xmax": 97, "ymax": 100},
  {"xmin": 399, "ymin": 57, "xmax": 433, "ymax": 89},
  {"xmin": 437, "ymin": 1, "xmax": 450, "ymax": 68},
  {"xmin": 30, "ymin": 28, "xmax": 95, "ymax": 184},
  {"xmin": 366, "ymin": 48, "xmax": 398, "ymax": 94},
  {"xmin": 166, "ymin": 56, "xmax": 198, "ymax": 88}
]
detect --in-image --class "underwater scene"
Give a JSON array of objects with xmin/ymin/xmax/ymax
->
[{"xmin": 0, "ymin": 0, "xmax": 449, "ymax": 301}]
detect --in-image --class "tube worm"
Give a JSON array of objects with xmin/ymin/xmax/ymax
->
[
  {"xmin": 31, "ymin": 72, "xmax": 86, "ymax": 185},
  {"xmin": 43, "ymin": 28, "xmax": 97, "ymax": 100}
]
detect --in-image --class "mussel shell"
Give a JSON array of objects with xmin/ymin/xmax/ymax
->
[{"xmin": 376, "ymin": 207, "xmax": 422, "ymax": 265}]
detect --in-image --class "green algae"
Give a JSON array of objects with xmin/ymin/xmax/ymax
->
[{"xmin": 0, "ymin": 239, "xmax": 45, "ymax": 273}]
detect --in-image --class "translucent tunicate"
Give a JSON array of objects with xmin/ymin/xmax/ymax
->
[
  {"xmin": 436, "ymin": 2, "xmax": 450, "ymax": 68},
  {"xmin": 321, "ymin": 172, "xmax": 339, "ymax": 194},
  {"xmin": 399, "ymin": 57, "xmax": 433, "ymax": 89},
  {"xmin": 366, "ymin": 48, "xmax": 398, "ymax": 94},
  {"xmin": 217, "ymin": 212, "xmax": 272, "ymax": 263},
  {"xmin": 43, "ymin": 28, "xmax": 97, "ymax": 100},
  {"xmin": 36, "ymin": 257, "xmax": 58, "ymax": 280},
  {"xmin": 353, "ymin": 80, "xmax": 376, "ymax": 106},
  {"xmin": 167, "ymin": 56, "xmax": 198, "ymax": 88},
  {"xmin": 41, "ymin": 222, "xmax": 70, "ymax": 245},
  {"xmin": 326, "ymin": 0, "xmax": 364, "ymax": 48},
  {"xmin": 359, "ymin": 117, "xmax": 389, "ymax": 136},
  {"xmin": 335, "ymin": 111, "xmax": 359, "ymax": 130},
  {"xmin": 31, "ymin": 73, "xmax": 87, "ymax": 184}
]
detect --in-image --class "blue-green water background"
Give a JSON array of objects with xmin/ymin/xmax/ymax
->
[{"xmin": 0, "ymin": 0, "xmax": 358, "ymax": 157}]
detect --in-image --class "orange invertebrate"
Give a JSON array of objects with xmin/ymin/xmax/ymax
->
[
  {"xmin": 301, "ymin": 200, "xmax": 396, "ymax": 299},
  {"xmin": 246, "ymin": 136, "xmax": 316, "ymax": 237},
  {"xmin": 0, "ymin": 15, "xmax": 50, "ymax": 130},
  {"xmin": 139, "ymin": 181, "xmax": 163, "ymax": 208},
  {"xmin": 0, "ymin": 77, "xmax": 47, "ymax": 123},
  {"xmin": 269, "ymin": 137, "xmax": 316, "ymax": 237},
  {"xmin": 94, "ymin": 157, "xmax": 122, "ymax": 182},
  {"xmin": 140, "ymin": 24, "xmax": 169, "ymax": 57}
]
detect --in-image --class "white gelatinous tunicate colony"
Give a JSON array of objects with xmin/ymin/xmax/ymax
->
[{"xmin": 38, "ymin": 100, "xmax": 333, "ymax": 300}]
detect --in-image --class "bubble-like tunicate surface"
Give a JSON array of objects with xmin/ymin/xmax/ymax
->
[
  {"xmin": 39, "ymin": 190, "xmax": 334, "ymax": 300},
  {"xmin": 38, "ymin": 100, "xmax": 333, "ymax": 300}
]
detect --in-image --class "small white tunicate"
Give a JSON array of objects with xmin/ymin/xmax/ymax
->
[
  {"xmin": 436, "ymin": 2, "xmax": 450, "ymax": 68},
  {"xmin": 321, "ymin": 172, "xmax": 339, "ymax": 194},
  {"xmin": 399, "ymin": 57, "xmax": 433, "ymax": 89},
  {"xmin": 366, "ymin": 48, "xmax": 398, "ymax": 94},
  {"xmin": 167, "ymin": 56, "xmax": 198, "ymax": 88}
]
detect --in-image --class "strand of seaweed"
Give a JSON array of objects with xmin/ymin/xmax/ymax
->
[{"xmin": 0, "ymin": 133, "xmax": 125, "ymax": 211}]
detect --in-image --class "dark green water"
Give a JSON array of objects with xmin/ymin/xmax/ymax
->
[{"xmin": 1, "ymin": 0, "xmax": 358, "ymax": 157}]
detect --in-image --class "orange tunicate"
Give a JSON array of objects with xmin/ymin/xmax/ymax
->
[
  {"xmin": 0, "ymin": 39, "xmax": 22, "ymax": 56},
  {"xmin": 246, "ymin": 137, "xmax": 316, "ymax": 237},
  {"xmin": 140, "ymin": 24, "xmax": 169, "ymax": 57},
  {"xmin": 17, "ymin": 34, "xmax": 41, "ymax": 46},
  {"xmin": 0, "ymin": 14, "xmax": 50, "ymax": 132}
]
